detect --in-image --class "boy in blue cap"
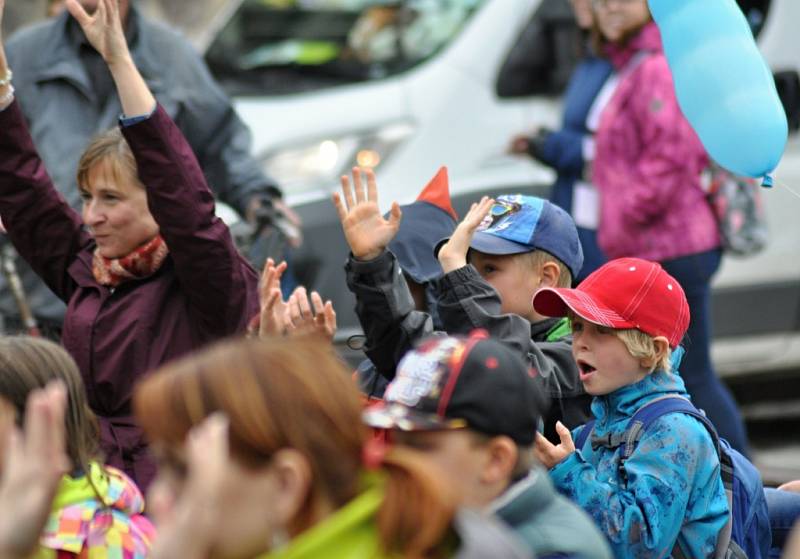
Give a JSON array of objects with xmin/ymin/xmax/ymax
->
[{"xmin": 334, "ymin": 168, "xmax": 591, "ymax": 439}]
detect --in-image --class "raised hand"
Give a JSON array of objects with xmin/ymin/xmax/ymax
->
[
  {"xmin": 257, "ymin": 258, "xmax": 290, "ymax": 338},
  {"xmin": 65, "ymin": 0, "xmax": 130, "ymax": 65},
  {"xmin": 0, "ymin": 382, "xmax": 69, "ymax": 559},
  {"xmin": 0, "ymin": 0, "xmax": 5, "ymax": 42},
  {"xmin": 285, "ymin": 286, "xmax": 337, "ymax": 342},
  {"xmin": 332, "ymin": 167, "xmax": 401, "ymax": 261},
  {"xmin": 534, "ymin": 421, "xmax": 576, "ymax": 469},
  {"xmin": 147, "ymin": 414, "xmax": 230, "ymax": 559},
  {"xmin": 437, "ymin": 196, "xmax": 494, "ymax": 273},
  {"xmin": 0, "ymin": 0, "xmax": 9, "ymax": 82}
]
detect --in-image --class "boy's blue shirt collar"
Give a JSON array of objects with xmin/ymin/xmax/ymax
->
[{"xmin": 590, "ymin": 366, "xmax": 689, "ymax": 436}]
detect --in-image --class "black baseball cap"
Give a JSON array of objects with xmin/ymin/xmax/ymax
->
[{"xmin": 363, "ymin": 331, "xmax": 547, "ymax": 445}]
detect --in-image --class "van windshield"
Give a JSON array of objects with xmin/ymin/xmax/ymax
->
[{"xmin": 205, "ymin": 0, "xmax": 485, "ymax": 96}]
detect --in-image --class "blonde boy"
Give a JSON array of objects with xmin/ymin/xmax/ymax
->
[{"xmin": 532, "ymin": 257, "xmax": 729, "ymax": 558}]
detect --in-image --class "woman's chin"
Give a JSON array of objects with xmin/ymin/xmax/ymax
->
[{"xmin": 96, "ymin": 245, "xmax": 124, "ymax": 259}]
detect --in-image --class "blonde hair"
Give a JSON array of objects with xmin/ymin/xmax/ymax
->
[
  {"xmin": 613, "ymin": 328, "xmax": 672, "ymax": 374},
  {"xmin": 568, "ymin": 310, "xmax": 672, "ymax": 373},
  {"xmin": 518, "ymin": 250, "xmax": 573, "ymax": 288}
]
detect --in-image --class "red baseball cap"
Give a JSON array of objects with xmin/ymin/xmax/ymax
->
[{"xmin": 532, "ymin": 258, "xmax": 690, "ymax": 348}]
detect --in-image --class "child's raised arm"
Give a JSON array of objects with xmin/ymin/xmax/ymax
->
[
  {"xmin": 65, "ymin": 0, "xmax": 155, "ymax": 117},
  {"xmin": 333, "ymin": 167, "xmax": 402, "ymax": 261},
  {"xmin": 436, "ymin": 196, "xmax": 494, "ymax": 273}
]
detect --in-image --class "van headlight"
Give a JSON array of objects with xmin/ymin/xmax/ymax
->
[{"xmin": 259, "ymin": 122, "xmax": 415, "ymax": 194}]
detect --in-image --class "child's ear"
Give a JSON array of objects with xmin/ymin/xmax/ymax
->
[
  {"xmin": 480, "ymin": 436, "xmax": 518, "ymax": 485},
  {"xmin": 639, "ymin": 336, "xmax": 670, "ymax": 371},
  {"xmin": 539, "ymin": 261, "xmax": 561, "ymax": 288}
]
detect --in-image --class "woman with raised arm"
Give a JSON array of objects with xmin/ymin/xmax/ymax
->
[{"xmin": 0, "ymin": 0, "xmax": 259, "ymax": 491}]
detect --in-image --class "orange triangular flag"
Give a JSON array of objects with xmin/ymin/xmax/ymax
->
[{"xmin": 416, "ymin": 166, "xmax": 458, "ymax": 220}]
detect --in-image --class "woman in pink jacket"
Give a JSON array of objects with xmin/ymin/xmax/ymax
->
[{"xmin": 590, "ymin": 0, "xmax": 748, "ymax": 453}]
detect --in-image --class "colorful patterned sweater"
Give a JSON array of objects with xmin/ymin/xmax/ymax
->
[{"xmin": 33, "ymin": 462, "xmax": 155, "ymax": 559}]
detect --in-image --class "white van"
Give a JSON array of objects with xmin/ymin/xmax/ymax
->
[{"xmin": 203, "ymin": 0, "xmax": 800, "ymax": 376}]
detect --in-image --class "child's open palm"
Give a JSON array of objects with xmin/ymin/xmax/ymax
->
[
  {"xmin": 437, "ymin": 196, "xmax": 494, "ymax": 273},
  {"xmin": 257, "ymin": 258, "xmax": 289, "ymax": 337},
  {"xmin": 534, "ymin": 421, "xmax": 575, "ymax": 469},
  {"xmin": 332, "ymin": 167, "xmax": 401, "ymax": 261}
]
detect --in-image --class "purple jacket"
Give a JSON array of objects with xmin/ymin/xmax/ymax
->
[
  {"xmin": 0, "ymin": 101, "xmax": 260, "ymax": 490},
  {"xmin": 593, "ymin": 23, "xmax": 720, "ymax": 262}
]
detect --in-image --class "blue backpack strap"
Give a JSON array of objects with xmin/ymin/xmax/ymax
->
[
  {"xmin": 619, "ymin": 394, "xmax": 722, "ymax": 461},
  {"xmin": 574, "ymin": 420, "xmax": 596, "ymax": 451},
  {"xmin": 618, "ymin": 395, "xmax": 741, "ymax": 559}
]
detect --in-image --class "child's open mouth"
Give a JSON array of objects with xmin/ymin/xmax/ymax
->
[{"xmin": 577, "ymin": 360, "xmax": 596, "ymax": 382}]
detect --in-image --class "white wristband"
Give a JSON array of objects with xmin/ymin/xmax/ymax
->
[{"xmin": 0, "ymin": 69, "xmax": 12, "ymax": 87}]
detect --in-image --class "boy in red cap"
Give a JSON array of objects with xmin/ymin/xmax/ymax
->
[{"xmin": 532, "ymin": 257, "xmax": 729, "ymax": 558}]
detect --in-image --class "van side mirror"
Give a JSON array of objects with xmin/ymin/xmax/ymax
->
[{"xmin": 775, "ymin": 70, "xmax": 800, "ymax": 132}]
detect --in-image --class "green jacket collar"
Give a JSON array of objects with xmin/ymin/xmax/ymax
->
[{"xmin": 263, "ymin": 474, "xmax": 397, "ymax": 559}]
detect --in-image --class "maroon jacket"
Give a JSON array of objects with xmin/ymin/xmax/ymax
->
[{"xmin": 0, "ymin": 101, "xmax": 260, "ymax": 490}]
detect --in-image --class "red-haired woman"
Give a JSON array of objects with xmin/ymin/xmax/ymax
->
[{"xmin": 135, "ymin": 336, "xmax": 529, "ymax": 559}]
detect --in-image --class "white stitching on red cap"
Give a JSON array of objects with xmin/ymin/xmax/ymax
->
[
  {"xmin": 571, "ymin": 291, "xmax": 624, "ymax": 326},
  {"xmin": 622, "ymin": 263, "xmax": 657, "ymax": 319}
]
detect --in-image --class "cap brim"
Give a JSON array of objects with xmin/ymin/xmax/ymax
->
[
  {"xmin": 532, "ymin": 287, "xmax": 635, "ymax": 329},
  {"xmin": 432, "ymin": 232, "xmax": 532, "ymax": 260},
  {"xmin": 469, "ymin": 232, "xmax": 532, "ymax": 255},
  {"xmin": 363, "ymin": 402, "xmax": 467, "ymax": 432}
]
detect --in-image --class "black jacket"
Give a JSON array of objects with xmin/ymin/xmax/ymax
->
[{"xmin": 346, "ymin": 250, "xmax": 591, "ymax": 441}]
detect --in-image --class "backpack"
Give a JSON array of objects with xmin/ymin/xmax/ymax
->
[
  {"xmin": 702, "ymin": 164, "xmax": 768, "ymax": 257},
  {"xmin": 575, "ymin": 395, "xmax": 770, "ymax": 559}
]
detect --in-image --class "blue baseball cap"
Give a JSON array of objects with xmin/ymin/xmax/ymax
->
[
  {"xmin": 389, "ymin": 201, "xmax": 457, "ymax": 284},
  {"xmin": 456, "ymin": 195, "xmax": 583, "ymax": 278}
]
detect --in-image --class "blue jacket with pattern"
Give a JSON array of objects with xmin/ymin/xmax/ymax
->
[{"xmin": 550, "ymin": 369, "xmax": 729, "ymax": 558}]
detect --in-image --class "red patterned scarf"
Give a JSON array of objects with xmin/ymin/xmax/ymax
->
[{"xmin": 92, "ymin": 235, "xmax": 169, "ymax": 287}]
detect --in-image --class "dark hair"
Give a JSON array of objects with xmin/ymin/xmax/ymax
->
[
  {"xmin": 590, "ymin": 1, "xmax": 652, "ymax": 55},
  {"xmin": 0, "ymin": 337, "xmax": 101, "ymax": 480},
  {"xmin": 135, "ymin": 337, "xmax": 456, "ymax": 558}
]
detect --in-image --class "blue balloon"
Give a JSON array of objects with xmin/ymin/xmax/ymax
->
[{"xmin": 648, "ymin": 0, "xmax": 788, "ymax": 179}]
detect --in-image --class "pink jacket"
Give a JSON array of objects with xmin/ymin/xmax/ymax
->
[{"xmin": 593, "ymin": 23, "xmax": 720, "ymax": 262}]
